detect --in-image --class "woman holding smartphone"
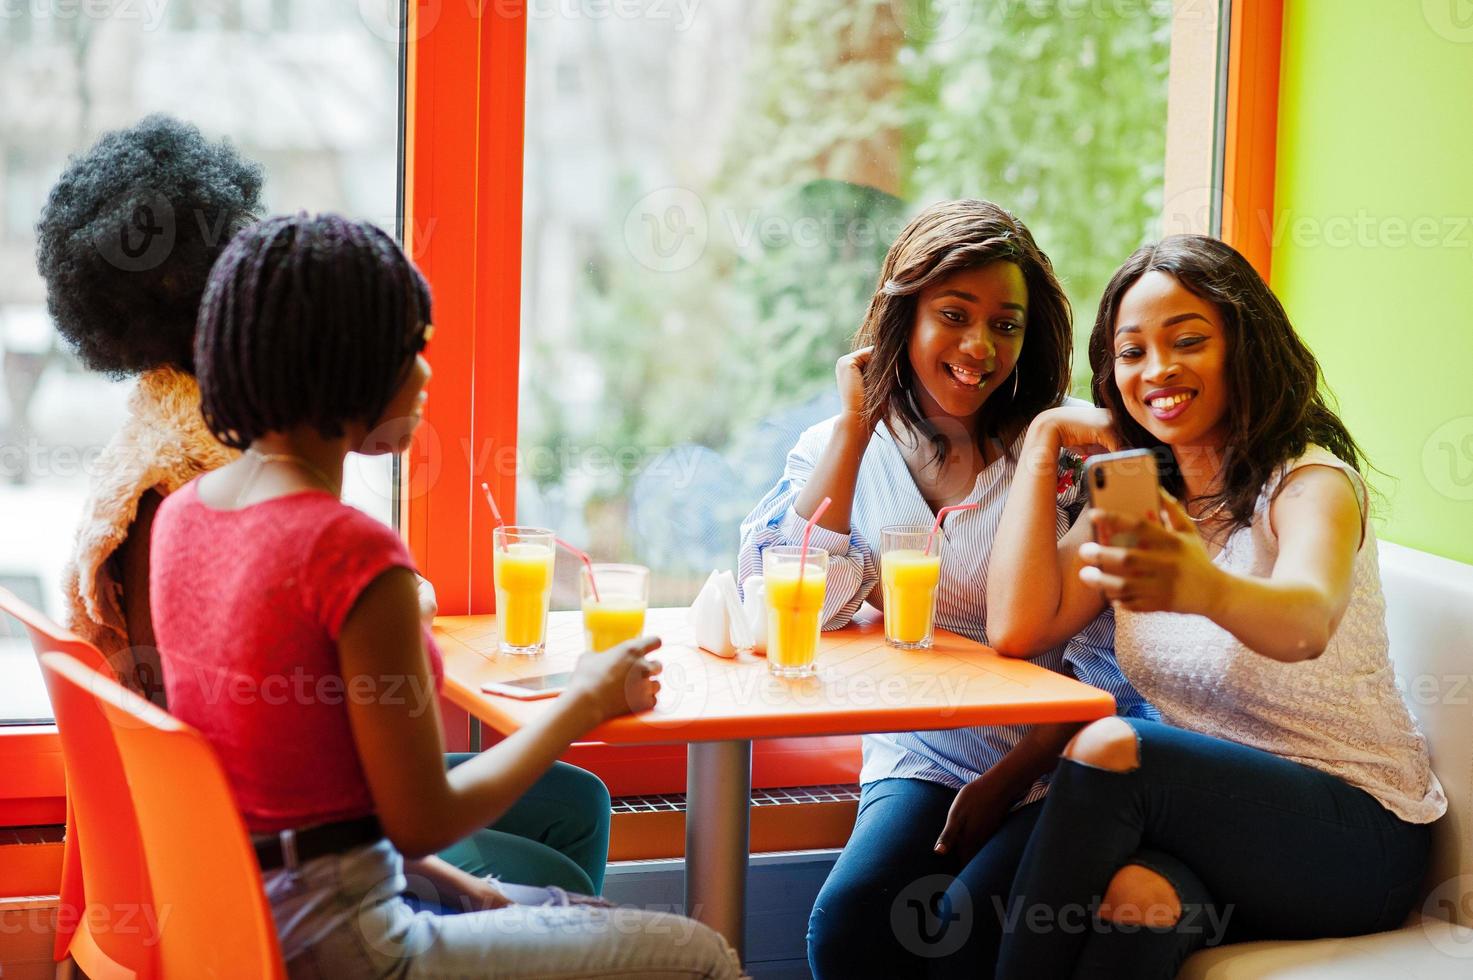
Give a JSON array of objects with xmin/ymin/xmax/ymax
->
[
  {"xmin": 738, "ymin": 199, "xmax": 1153, "ymax": 979},
  {"xmin": 983, "ymin": 235, "xmax": 1444, "ymax": 978},
  {"xmin": 150, "ymin": 213, "xmax": 742, "ymax": 977}
]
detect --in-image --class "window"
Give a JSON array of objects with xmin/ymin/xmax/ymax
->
[
  {"xmin": 0, "ymin": 1, "xmax": 402, "ymax": 725},
  {"xmin": 518, "ymin": 0, "xmax": 1176, "ymax": 607}
]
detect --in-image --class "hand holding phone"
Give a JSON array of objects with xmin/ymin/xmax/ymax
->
[{"xmin": 1084, "ymin": 449, "xmax": 1161, "ymax": 547}]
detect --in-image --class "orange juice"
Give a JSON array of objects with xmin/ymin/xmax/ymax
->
[
  {"xmin": 582, "ymin": 598, "xmax": 647, "ymax": 653},
  {"xmin": 494, "ymin": 541, "xmax": 554, "ymax": 652},
  {"xmin": 764, "ymin": 556, "xmax": 827, "ymax": 677},
  {"xmin": 881, "ymin": 549, "xmax": 942, "ymax": 647}
]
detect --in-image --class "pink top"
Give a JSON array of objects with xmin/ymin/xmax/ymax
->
[{"xmin": 150, "ymin": 481, "xmax": 443, "ymax": 834}]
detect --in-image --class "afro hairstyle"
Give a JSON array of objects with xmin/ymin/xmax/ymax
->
[{"xmin": 34, "ymin": 114, "xmax": 265, "ymax": 377}]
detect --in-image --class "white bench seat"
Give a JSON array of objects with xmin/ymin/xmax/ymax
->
[{"xmin": 1181, "ymin": 542, "xmax": 1473, "ymax": 977}]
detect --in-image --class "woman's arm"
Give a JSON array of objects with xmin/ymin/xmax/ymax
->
[
  {"xmin": 932, "ymin": 722, "xmax": 1082, "ymax": 862},
  {"xmin": 402, "ymin": 855, "xmax": 510, "ymax": 911},
  {"xmin": 118, "ymin": 489, "xmax": 161, "ymax": 648},
  {"xmin": 737, "ymin": 353, "xmax": 883, "ymax": 628},
  {"xmin": 794, "ymin": 347, "xmax": 874, "ymax": 533},
  {"xmin": 1209, "ymin": 465, "xmax": 1361, "ymax": 660},
  {"xmin": 987, "ymin": 410, "xmax": 1113, "ymax": 657},
  {"xmin": 1081, "ymin": 467, "xmax": 1362, "ymax": 662},
  {"xmin": 340, "ymin": 568, "xmax": 660, "ymax": 857}
]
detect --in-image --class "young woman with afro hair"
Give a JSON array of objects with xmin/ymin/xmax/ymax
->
[
  {"xmin": 36, "ymin": 113, "xmax": 265, "ymax": 700},
  {"xmin": 36, "ymin": 116, "xmax": 621, "ymax": 901}
]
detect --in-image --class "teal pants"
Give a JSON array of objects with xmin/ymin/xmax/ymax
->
[{"xmin": 437, "ymin": 756, "xmax": 612, "ymax": 895}]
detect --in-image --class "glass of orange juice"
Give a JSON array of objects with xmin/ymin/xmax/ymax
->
[
  {"xmin": 581, "ymin": 563, "xmax": 649, "ymax": 653},
  {"xmin": 493, "ymin": 527, "xmax": 556, "ymax": 655},
  {"xmin": 881, "ymin": 525, "xmax": 943, "ymax": 649},
  {"xmin": 764, "ymin": 545, "xmax": 828, "ymax": 678}
]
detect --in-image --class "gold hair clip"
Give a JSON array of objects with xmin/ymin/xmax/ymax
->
[{"xmin": 422, "ymin": 323, "xmax": 435, "ymax": 343}]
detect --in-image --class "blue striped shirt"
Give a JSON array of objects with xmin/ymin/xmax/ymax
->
[{"xmin": 738, "ymin": 407, "xmax": 1157, "ymax": 803}]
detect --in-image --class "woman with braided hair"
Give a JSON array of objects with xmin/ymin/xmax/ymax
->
[
  {"xmin": 151, "ymin": 212, "xmax": 745, "ymax": 977},
  {"xmin": 37, "ymin": 120, "xmax": 618, "ymax": 905}
]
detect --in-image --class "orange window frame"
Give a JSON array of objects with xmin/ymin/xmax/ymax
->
[
  {"xmin": 1219, "ymin": 0, "xmax": 1285, "ymax": 280},
  {"xmin": 401, "ymin": 0, "xmax": 524, "ymax": 616}
]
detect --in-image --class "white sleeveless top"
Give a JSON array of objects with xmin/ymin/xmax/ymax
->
[{"xmin": 1114, "ymin": 446, "xmax": 1446, "ymax": 824}]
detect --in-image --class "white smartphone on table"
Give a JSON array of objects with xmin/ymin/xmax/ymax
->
[
  {"xmin": 482, "ymin": 671, "xmax": 575, "ymax": 700},
  {"xmin": 1083, "ymin": 449, "xmax": 1161, "ymax": 548}
]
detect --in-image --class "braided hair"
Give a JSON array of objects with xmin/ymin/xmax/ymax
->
[{"xmin": 195, "ymin": 213, "xmax": 432, "ymax": 449}]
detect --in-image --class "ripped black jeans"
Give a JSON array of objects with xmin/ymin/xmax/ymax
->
[{"xmin": 995, "ymin": 718, "xmax": 1433, "ymax": 980}]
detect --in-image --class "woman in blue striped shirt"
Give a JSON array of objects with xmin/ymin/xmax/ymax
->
[{"xmin": 737, "ymin": 199, "xmax": 1153, "ymax": 979}]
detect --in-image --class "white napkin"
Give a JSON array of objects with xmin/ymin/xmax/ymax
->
[
  {"xmin": 741, "ymin": 575, "xmax": 767, "ymax": 654},
  {"xmin": 690, "ymin": 570, "xmax": 759, "ymax": 657}
]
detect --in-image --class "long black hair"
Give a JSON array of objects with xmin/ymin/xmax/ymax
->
[
  {"xmin": 1089, "ymin": 235, "xmax": 1365, "ymax": 529},
  {"xmin": 195, "ymin": 214, "xmax": 431, "ymax": 449}
]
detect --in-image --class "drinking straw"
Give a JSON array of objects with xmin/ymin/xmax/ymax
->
[
  {"xmin": 795, "ymin": 496, "xmax": 833, "ymax": 595},
  {"xmin": 479, "ymin": 482, "xmax": 508, "ymax": 553},
  {"xmin": 555, "ymin": 538, "xmax": 601, "ymax": 604},
  {"xmin": 925, "ymin": 502, "xmax": 980, "ymax": 557}
]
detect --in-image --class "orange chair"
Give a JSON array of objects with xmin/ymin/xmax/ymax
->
[
  {"xmin": 1, "ymin": 586, "xmax": 150, "ymax": 978},
  {"xmin": 40, "ymin": 651, "xmax": 286, "ymax": 979}
]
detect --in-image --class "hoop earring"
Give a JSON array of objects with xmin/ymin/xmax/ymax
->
[{"xmin": 1011, "ymin": 368, "xmax": 1021, "ymax": 400}]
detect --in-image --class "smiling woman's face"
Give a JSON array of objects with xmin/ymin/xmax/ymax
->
[
  {"xmin": 1111, "ymin": 270, "xmax": 1230, "ymax": 448},
  {"xmin": 906, "ymin": 261, "xmax": 1028, "ymax": 424}
]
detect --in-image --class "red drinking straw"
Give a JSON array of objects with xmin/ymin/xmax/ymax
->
[
  {"xmin": 925, "ymin": 502, "xmax": 980, "ymax": 557},
  {"xmin": 555, "ymin": 538, "xmax": 601, "ymax": 603},
  {"xmin": 795, "ymin": 496, "xmax": 833, "ymax": 595},
  {"xmin": 479, "ymin": 482, "xmax": 508, "ymax": 553}
]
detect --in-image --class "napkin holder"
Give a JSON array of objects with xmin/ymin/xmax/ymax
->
[{"xmin": 691, "ymin": 570, "xmax": 760, "ymax": 657}]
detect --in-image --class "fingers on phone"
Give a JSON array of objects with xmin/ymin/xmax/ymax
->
[
  {"xmin": 1080, "ymin": 565, "xmax": 1129, "ymax": 594},
  {"xmin": 1082, "ymin": 544, "xmax": 1133, "ymax": 573}
]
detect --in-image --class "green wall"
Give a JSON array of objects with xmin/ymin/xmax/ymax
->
[{"xmin": 1273, "ymin": 0, "xmax": 1473, "ymax": 564}]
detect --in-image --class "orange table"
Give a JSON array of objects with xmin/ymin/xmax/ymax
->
[{"xmin": 435, "ymin": 607, "xmax": 1115, "ymax": 955}]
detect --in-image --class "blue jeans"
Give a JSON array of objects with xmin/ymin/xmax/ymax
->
[
  {"xmin": 995, "ymin": 718, "xmax": 1433, "ymax": 980},
  {"xmin": 808, "ymin": 778, "xmax": 1043, "ymax": 980},
  {"xmin": 439, "ymin": 756, "xmax": 611, "ymax": 895}
]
